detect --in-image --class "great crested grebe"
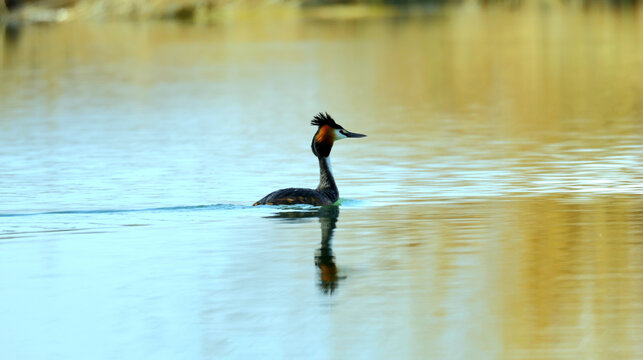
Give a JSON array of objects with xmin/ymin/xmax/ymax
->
[{"xmin": 253, "ymin": 113, "xmax": 366, "ymax": 206}]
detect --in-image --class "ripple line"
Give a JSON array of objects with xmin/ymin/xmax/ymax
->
[{"xmin": 0, "ymin": 204, "xmax": 248, "ymax": 218}]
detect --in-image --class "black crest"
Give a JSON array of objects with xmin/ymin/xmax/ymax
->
[{"xmin": 311, "ymin": 112, "xmax": 341, "ymax": 128}]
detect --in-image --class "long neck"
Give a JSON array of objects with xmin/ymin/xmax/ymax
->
[{"xmin": 317, "ymin": 156, "xmax": 338, "ymax": 196}]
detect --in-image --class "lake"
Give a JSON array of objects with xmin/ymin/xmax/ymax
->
[{"xmin": 1, "ymin": 5, "xmax": 642, "ymax": 359}]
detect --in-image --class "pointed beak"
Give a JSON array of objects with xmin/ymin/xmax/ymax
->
[{"xmin": 343, "ymin": 130, "xmax": 367, "ymax": 138}]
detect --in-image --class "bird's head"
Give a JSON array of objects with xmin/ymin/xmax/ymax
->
[{"xmin": 310, "ymin": 112, "xmax": 366, "ymax": 158}]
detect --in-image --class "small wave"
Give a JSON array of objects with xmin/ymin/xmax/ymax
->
[
  {"xmin": 335, "ymin": 198, "xmax": 371, "ymax": 207},
  {"xmin": 0, "ymin": 204, "xmax": 249, "ymax": 218},
  {"xmin": 253, "ymin": 203, "xmax": 321, "ymax": 210}
]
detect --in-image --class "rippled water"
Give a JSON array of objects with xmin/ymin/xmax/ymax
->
[{"xmin": 1, "ymin": 6, "xmax": 642, "ymax": 359}]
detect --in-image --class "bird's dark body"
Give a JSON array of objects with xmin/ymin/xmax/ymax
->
[{"xmin": 253, "ymin": 188, "xmax": 337, "ymax": 206}]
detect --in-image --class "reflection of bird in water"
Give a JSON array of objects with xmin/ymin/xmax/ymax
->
[
  {"xmin": 266, "ymin": 206, "xmax": 343, "ymax": 294},
  {"xmin": 315, "ymin": 206, "xmax": 341, "ymax": 294},
  {"xmin": 254, "ymin": 113, "xmax": 366, "ymax": 206}
]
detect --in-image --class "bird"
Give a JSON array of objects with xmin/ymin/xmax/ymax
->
[{"xmin": 253, "ymin": 113, "xmax": 366, "ymax": 206}]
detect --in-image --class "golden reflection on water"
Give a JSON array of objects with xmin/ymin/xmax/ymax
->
[
  {"xmin": 498, "ymin": 197, "xmax": 642, "ymax": 360},
  {"xmin": 336, "ymin": 197, "xmax": 642, "ymax": 359}
]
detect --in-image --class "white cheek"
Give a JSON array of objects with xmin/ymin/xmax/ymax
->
[{"xmin": 334, "ymin": 129, "xmax": 347, "ymax": 140}]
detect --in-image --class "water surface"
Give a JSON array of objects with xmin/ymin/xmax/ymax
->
[{"xmin": 1, "ymin": 6, "xmax": 642, "ymax": 359}]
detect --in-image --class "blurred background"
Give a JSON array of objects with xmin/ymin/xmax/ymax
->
[
  {"xmin": 1, "ymin": 0, "xmax": 642, "ymax": 22},
  {"xmin": 1, "ymin": 0, "xmax": 642, "ymax": 359}
]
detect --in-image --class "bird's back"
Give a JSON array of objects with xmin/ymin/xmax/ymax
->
[{"xmin": 253, "ymin": 188, "xmax": 336, "ymax": 206}]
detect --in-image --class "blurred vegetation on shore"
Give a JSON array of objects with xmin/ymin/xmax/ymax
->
[{"xmin": 1, "ymin": 0, "xmax": 640, "ymax": 23}]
